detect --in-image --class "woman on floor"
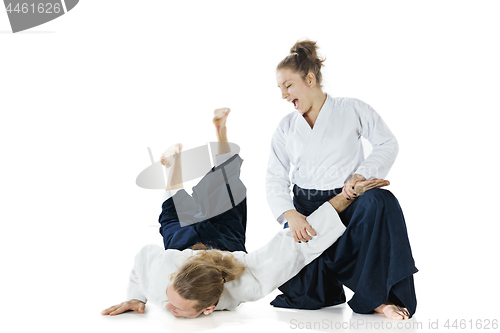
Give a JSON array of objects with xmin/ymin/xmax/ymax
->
[
  {"xmin": 101, "ymin": 108, "xmax": 389, "ymax": 318},
  {"xmin": 267, "ymin": 39, "xmax": 418, "ymax": 319}
]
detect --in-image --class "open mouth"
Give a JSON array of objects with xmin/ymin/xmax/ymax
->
[{"xmin": 292, "ymin": 99, "xmax": 299, "ymax": 109}]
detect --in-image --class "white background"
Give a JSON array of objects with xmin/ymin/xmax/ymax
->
[{"xmin": 1, "ymin": 1, "xmax": 499, "ymax": 332}]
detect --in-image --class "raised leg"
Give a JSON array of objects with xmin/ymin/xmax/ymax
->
[
  {"xmin": 161, "ymin": 107, "xmax": 231, "ymax": 192},
  {"xmin": 161, "ymin": 143, "xmax": 184, "ymax": 191},
  {"xmin": 213, "ymin": 108, "xmax": 231, "ymax": 155}
]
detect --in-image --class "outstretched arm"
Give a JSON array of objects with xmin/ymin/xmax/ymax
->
[
  {"xmin": 241, "ymin": 195, "xmax": 346, "ymax": 302},
  {"xmin": 213, "ymin": 108, "xmax": 231, "ymax": 156},
  {"xmin": 239, "ymin": 178, "xmax": 391, "ymax": 303},
  {"xmin": 101, "ymin": 245, "xmax": 162, "ymax": 316}
]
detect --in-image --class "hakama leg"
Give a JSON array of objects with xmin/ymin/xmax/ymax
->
[
  {"xmin": 332, "ymin": 189, "xmax": 417, "ymax": 316},
  {"xmin": 272, "ymin": 185, "xmax": 347, "ymax": 309},
  {"xmin": 271, "ymin": 188, "xmax": 418, "ymax": 317},
  {"xmin": 158, "ymin": 154, "xmax": 247, "ymax": 253}
]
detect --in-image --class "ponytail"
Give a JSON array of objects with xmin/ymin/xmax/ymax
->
[
  {"xmin": 277, "ymin": 38, "xmax": 326, "ymax": 87},
  {"xmin": 170, "ymin": 243, "xmax": 246, "ymax": 311}
]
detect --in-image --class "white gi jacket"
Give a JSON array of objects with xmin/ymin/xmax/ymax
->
[
  {"xmin": 127, "ymin": 201, "xmax": 346, "ymax": 311},
  {"xmin": 266, "ymin": 94, "xmax": 399, "ymax": 224}
]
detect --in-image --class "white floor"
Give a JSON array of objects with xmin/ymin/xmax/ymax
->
[
  {"xmin": 5, "ymin": 212, "xmax": 495, "ymax": 333},
  {"xmin": 3, "ymin": 162, "xmax": 499, "ymax": 333},
  {"xmin": 95, "ymin": 292, "xmax": 498, "ymax": 333}
]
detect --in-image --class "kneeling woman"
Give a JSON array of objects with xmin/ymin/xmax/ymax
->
[
  {"xmin": 268, "ymin": 39, "xmax": 417, "ymax": 320},
  {"xmin": 101, "ymin": 109, "xmax": 389, "ymax": 318}
]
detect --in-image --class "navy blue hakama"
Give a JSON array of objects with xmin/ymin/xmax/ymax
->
[
  {"xmin": 272, "ymin": 185, "xmax": 418, "ymax": 317},
  {"xmin": 158, "ymin": 154, "xmax": 247, "ymax": 253}
]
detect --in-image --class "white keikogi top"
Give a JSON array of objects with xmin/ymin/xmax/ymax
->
[
  {"xmin": 127, "ymin": 201, "xmax": 346, "ymax": 310},
  {"xmin": 266, "ymin": 94, "xmax": 399, "ymax": 224}
]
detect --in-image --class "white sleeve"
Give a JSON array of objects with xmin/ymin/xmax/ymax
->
[
  {"xmin": 126, "ymin": 244, "xmax": 163, "ymax": 303},
  {"xmin": 266, "ymin": 122, "xmax": 295, "ymax": 224},
  {"xmin": 352, "ymin": 99, "xmax": 399, "ymax": 180},
  {"xmin": 240, "ymin": 202, "xmax": 346, "ymax": 302}
]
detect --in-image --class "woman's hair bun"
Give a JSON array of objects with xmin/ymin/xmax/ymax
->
[{"xmin": 278, "ymin": 38, "xmax": 326, "ymax": 87}]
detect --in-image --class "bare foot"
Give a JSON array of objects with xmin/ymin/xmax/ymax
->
[
  {"xmin": 374, "ymin": 302, "xmax": 410, "ymax": 320},
  {"xmin": 354, "ymin": 178, "xmax": 390, "ymax": 196},
  {"xmin": 213, "ymin": 108, "xmax": 230, "ymax": 136},
  {"xmin": 161, "ymin": 143, "xmax": 183, "ymax": 168}
]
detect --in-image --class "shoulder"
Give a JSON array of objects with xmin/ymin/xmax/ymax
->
[
  {"xmin": 136, "ymin": 244, "xmax": 163, "ymax": 256},
  {"xmin": 135, "ymin": 244, "xmax": 183, "ymax": 263},
  {"xmin": 330, "ymin": 97, "xmax": 378, "ymax": 118},
  {"xmin": 229, "ymin": 250, "xmax": 247, "ymax": 262},
  {"xmin": 329, "ymin": 96, "xmax": 371, "ymax": 109},
  {"xmin": 276, "ymin": 111, "xmax": 298, "ymax": 130},
  {"xmin": 269, "ymin": 111, "xmax": 297, "ymax": 140}
]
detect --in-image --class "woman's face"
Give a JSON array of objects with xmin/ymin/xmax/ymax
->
[
  {"xmin": 276, "ymin": 68, "xmax": 314, "ymax": 115},
  {"xmin": 165, "ymin": 283, "xmax": 209, "ymax": 318}
]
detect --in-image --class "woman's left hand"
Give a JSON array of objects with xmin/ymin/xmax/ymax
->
[{"xmin": 342, "ymin": 174, "xmax": 366, "ymax": 200}]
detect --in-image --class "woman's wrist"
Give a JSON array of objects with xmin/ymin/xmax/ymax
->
[
  {"xmin": 283, "ymin": 209, "xmax": 296, "ymax": 218},
  {"xmin": 352, "ymin": 173, "xmax": 366, "ymax": 181}
]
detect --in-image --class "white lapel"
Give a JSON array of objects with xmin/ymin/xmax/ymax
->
[{"xmin": 299, "ymin": 94, "xmax": 333, "ymax": 163}]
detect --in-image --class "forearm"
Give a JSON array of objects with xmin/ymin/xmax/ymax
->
[
  {"xmin": 328, "ymin": 192, "xmax": 354, "ymax": 214},
  {"xmin": 216, "ymin": 135, "xmax": 231, "ymax": 156},
  {"xmin": 215, "ymin": 117, "xmax": 231, "ymax": 155},
  {"xmin": 165, "ymin": 155, "xmax": 183, "ymax": 191}
]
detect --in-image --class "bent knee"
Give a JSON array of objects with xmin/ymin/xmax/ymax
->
[{"xmin": 357, "ymin": 188, "xmax": 394, "ymax": 203}]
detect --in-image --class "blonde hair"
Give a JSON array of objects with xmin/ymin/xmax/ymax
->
[
  {"xmin": 170, "ymin": 243, "xmax": 246, "ymax": 311},
  {"xmin": 277, "ymin": 38, "xmax": 326, "ymax": 87}
]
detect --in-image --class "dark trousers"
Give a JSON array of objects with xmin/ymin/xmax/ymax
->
[
  {"xmin": 158, "ymin": 154, "xmax": 247, "ymax": 253},
  {"xmin": 273, "ymin": 185, "xmax": 418, "ymax": 317}
]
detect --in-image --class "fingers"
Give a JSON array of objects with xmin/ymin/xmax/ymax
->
[
  {"xmin": 355, "ymin": 179, "xmax": 390, "ymax": 195},
  {"xmin": 101, "ymin": 303, "xmax": 125, "ymax": 316},
  {"xmin": 286, "ymin": 211, "xmax": 317, "ymax": 243},
  {"xmin": 343, "ymin": 183, "xmax": 359, "ymax": 200},
  {"xmin": 306, "ymin": 224, "xmax": 317, "ymax": 237},
  {"xmin": 291, "ymin": 226, "xmax": 309, "ymax": 242},
  {"xmin": 343, "ymin": 174, "xmax": 366, "ymax": 199},
  {"xmin": 101, "ymin": 305, "xmax": 119, "ymax": 315},
  {"xmin": 102, "ymin": 301, "xmax": 146, "ymax": 316},
  {"xmin": 290, "ymin": 224, "xmax": 316, "ymax": 242},
  {"xmin": 342, "ymin": 186, "xmax": 352, "ymax": 200},
  {"xmin": 365, "ymin": 179, "xmax": 390, "ymax": 191},
  {"xmin": 347, "ymin": 185, "xmax": 357, "ymax": 198},
  {"xmin": 298, "ymin": 228, "xmax": 312, "ymax": 242},
  {"xmin": 291, "ymin": 227, "xmax": 300, "ymax": 243},
  {"xmin": 108, "ymin": 304, "xmax": 129, "ymax": 316}
]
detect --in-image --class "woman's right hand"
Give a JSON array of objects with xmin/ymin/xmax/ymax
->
[
  {"xmin": 283, "ymin": 209, "xmax": 317, "ymax": 243},
  {"xmin": 101, "ymin": 299, "xmax": 146, "ymax": 316}
]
